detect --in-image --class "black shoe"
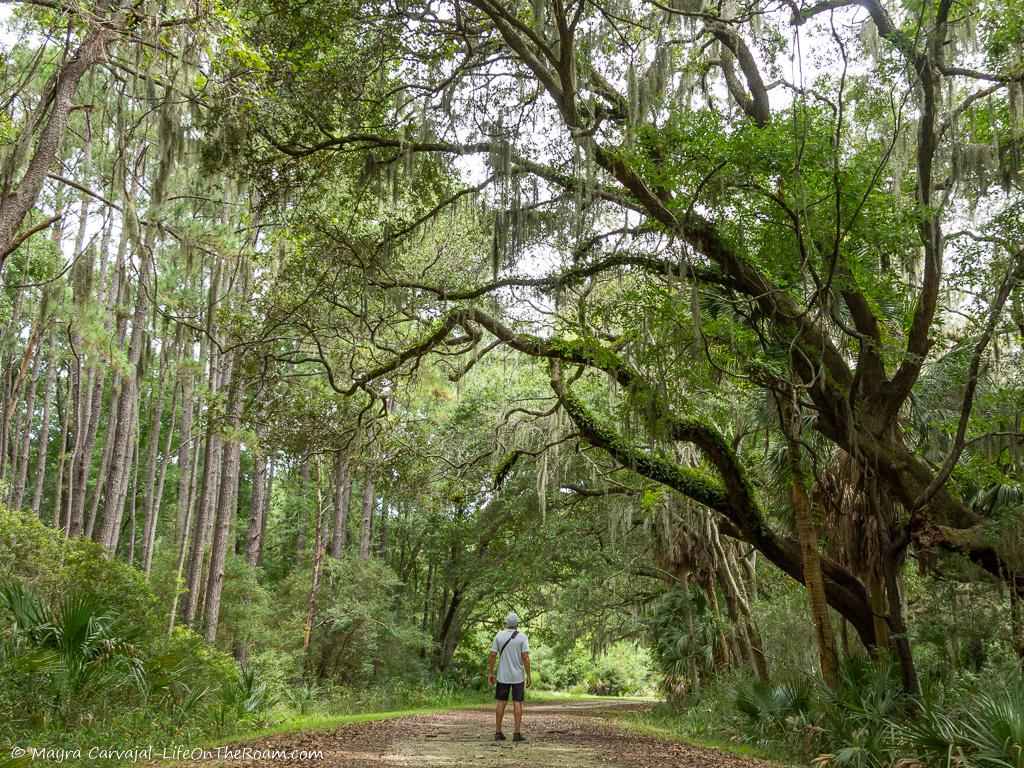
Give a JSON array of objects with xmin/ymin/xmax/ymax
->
[
  {"xmin": 495, "ymin": 732, "xmax": 506, "ymax": 741},
  {"xmin": 513, "ymin": 733, "xmax": 525, "ymax": 742}
]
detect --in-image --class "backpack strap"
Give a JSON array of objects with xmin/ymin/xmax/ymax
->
[{"xmin": 497, "ymin": 630, "xmax": 519, "ymax": 659}]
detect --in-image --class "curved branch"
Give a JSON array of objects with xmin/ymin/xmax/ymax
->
[
  {"xmin": 547, "ymin": 359, "xmax": 878, "ymax": 647},
  {"xmin": 711, "ymin": 24, "xmax": 770, "ymax": 127}
]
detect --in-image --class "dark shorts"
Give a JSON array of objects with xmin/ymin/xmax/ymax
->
[{"xmin": 495, "ymin": 682, "xmax": 525, "ymax": 702}]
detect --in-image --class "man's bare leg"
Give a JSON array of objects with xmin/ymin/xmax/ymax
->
[
  {"xmin": 496, "ymin": 700, "xmax": 507, "ymax": 732},
  {"xmin": 513, "ymin": 702, "xmax": 523, "ymax": 733}
]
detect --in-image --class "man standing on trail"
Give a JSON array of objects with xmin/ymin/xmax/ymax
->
[{"xmin": 488, "ymin": 612, "xmax": 531, "ymax": 742}]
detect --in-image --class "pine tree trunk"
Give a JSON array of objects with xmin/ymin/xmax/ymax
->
[
  {"xmin": 85, "ymin": 382, "xmax": 119, "ymax": 537},
  {"xmin": 358, "ymin": 473, "xmax": 374, "ymax": 560},
  {"xmin": 175, "ymin": 372, "xmax": 194, "ymax": 548},
  {"xmin": 397, "ymin": 505, "xmax": 408, "ymax": 576},
  {"xmin": 69, "ymin": 211, "xmax": 117, "ymax": 535},
  {"xmin": 140, "ymin": 349, "xmax": 170, "ymax": 572},
  {"xmin": 182, "ymin": 261, "xmax": 223, "ymax": 625},
  {"xmin": 246, "ymin": 451, "xmax": 268, "ymax": 567},
  {"xmin": 126, "ymin": 432, "xmax": 141, "ymax": 563},
  {"xmin": 64, "ymin": 348, "xmax": 83, "ymax": 534},
  {"xmin": 11, "ymin": 329, "xmax": 43, "ymax": 510},
  {"xmin": 73, "ymin": 227, "xmax": 119, "ymax": 536},
  {"xmin": 31, "ymin": 322, "xmax": 57, "ymax": 516},
  {"xmin": 65, "ymin": 364, "xmax": 88, "ymax": 536},
  {"xmin": 108, "ymin": 397, "xmax": 140, "ymax": 554},
  {"xmin": 144, "ymin": 382, "xmax": 178, "ymax": 576},
  {"xmin": 330, "ymin": 454, "xmax": 350, "ymax": 557},
  {"xmin": 95, "ymin": 254, "xmax": 151, "ymax": 552},
  {"xmin": 203, "ymin": 365, "xmax": 243, "ymax": 643},
  {"xmin": 368, "ymin": 495, "xmax": 375, "ymax": 547},
  {"xmin": 378, "ymin": 501, "xmax": 389, "ymax": 562},
  {"xmin": 53, "ymin": 371, "xmax": 72, "ymax": 531},
  {"xmin": 0, "ymin": 295, "xmax": 19, "ymax": 488},
  {"xmin": 302, "ymin": 458, "xmax": 328, "ymax": 663},
  {"xmin": 258, "ymin": 459, "xmax": 273, "ymax": 568},
  {"xmin": 183, "ymin": 372, "xmax": 222, "ymax": 626},
  {"xmin": 167, "ymin": 453, "xmax": 197, "ymax": 635},
  {"xmin": 81, "ymin": 366, "xmax": 108, "ymax": 513},
  {"xmin": 0, "ymin": 20, "xmax": 112, "ymax": 266},
  {"xmin": 166, "ymin": 366, "xmax": 203, "ymax": 627},
  {"xmin": 295, "ymin": 460, "xmax": 310, "ymax": 554}
]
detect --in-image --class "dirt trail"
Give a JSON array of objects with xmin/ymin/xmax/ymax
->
[{"xmin": 187, "ymin": 701, "xmax": 778, "ymax": 768}]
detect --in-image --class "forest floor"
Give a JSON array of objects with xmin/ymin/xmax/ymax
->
[{"xmin": 181, "ymin": 700, "xmax": 782, "ymax": 768}]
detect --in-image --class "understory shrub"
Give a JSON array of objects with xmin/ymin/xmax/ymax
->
[
  {"xmin": 728, "ymin": 654, "xmax": 1024, "ymax": 768},
  {"xmin": 584, "ymin": 643, "xmax": 654, "ymax": 696},
  {"xmin": 0, "ymin": 509, "xmax": 252, "ymax": 750}
]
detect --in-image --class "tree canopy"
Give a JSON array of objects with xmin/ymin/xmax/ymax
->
[{"xmin": 1, "ymin": 0, "xmax": 1023, "ymax": 760}]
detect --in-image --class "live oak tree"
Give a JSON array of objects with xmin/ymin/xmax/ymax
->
[{"xmin": 211, "ymin": 0, "xmax": 1024, "ymax": 688}]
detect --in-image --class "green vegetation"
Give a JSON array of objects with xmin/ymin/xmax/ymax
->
[
  {"xmin": 0, "ymin": 510, "xmax": 248, "ymax": 751},
  {"xmin": 1, "ymin": 0, "xmax": 1023, "ymax": 764},
  {"xmin": 0, "ymin": 507, "xmax": 655, "ymax": 758}
]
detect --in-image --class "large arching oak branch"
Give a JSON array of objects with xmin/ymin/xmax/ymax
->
[
  {"xmin": 545, "ymin": 359, "xmax": 878, "ymax": 648},
  {"xmin": 337, "ymin": 304, "xmax": 1021, "ymax": 594},
  {"xmin": 336, "ymin": 304, "xmax": 879, "ymax": 645}
]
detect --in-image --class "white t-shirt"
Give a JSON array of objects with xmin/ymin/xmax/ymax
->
[{"xmin": 491, "ymin": 629, "xmax": 530, "ymax": 684}]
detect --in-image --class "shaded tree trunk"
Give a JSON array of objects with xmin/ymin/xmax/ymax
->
[
  {"xmin": 884, "ymin": 554, "xmax": 921, "ymax": 695},
  {"xmin": 144, "ymin": 382, "xmax": 177, "ymax": 575},
  {"xmin": 74, "ymin": 225, "xmax": 123, "ymax": 537},
  {"xmin": 11, "ymin": 325, "xmax": 44, "ymax": 510},
  {"xmin": 245, "ymin": 452, "xmax": 268, "ymax": 567},
  {"xmin": 140, "ymin": 346, "xmax": 170, "ymax": 572},
  {"xmin": 295, "ymin": 460, "xmax": 310, "ymax": 554},
  {"xmin": 203, "ymin": 365, "xmax": 243, "ymax": 643},
  {"xmin": 182, "ymin": 354, "xmax": 223, "ymax": 626},
  {"xmin": 125, "ymin": 430, "xmax": 141, "ymax": 563},
  {"xmin": 174, "ymin": 371, "xmax": 194, "ymax": 548},
  {"xmin": 432, "ymin": 589, "xmax": 463, "ymax": 671},
  {"xmin": 85, "ymin": 379, "xmax": 119, "ymax": 538},
  {"xmin": 303, "ymin": 458, "xmax": 328, "ymax": 664},
  {"xmin": 53, "ymin": 371, "xmax": 73, "ymax": 531},
  {"xmin": 31, "ymin": 322, "xmax": 57, "ymax": 516},
  {"xmin": 358, "ymin": 473, "xmax": 374, "ymax": 560},
  {"xmin": 378, "ymin": 501, "xmax": 388, "ymax": 562},
  {"xmin": 258, "ymin": 459, "xmax": 273, "ymax": 568},
  {"xmin": 95, "ymin": 237, "xmax": 154, "ymax": 552},
  {"xmin": 330, "ymin": 454, "xmax": 351, "ymax": 557},
  {"xmin": 782, "ymin": 396, "xmax": 839, "ymax": 688},
  {"xmin": 182, "ymin": 261, "xmax": 223, "ymax": 626},
  {"xmin": 867, "ymin": 573, "xmax": 891, "ymax": 653},
  {"xmin": 73, "ymin": 218, "xmax": 120, "ymax": 537}
]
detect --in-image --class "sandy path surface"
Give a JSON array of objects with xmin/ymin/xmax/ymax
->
[{"xmin": 183, "ymin": 700, "xmax": 778, "ymax": 768}]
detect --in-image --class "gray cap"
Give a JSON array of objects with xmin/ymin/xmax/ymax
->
[{"xmin": 506, "ymin": 612, "xmax": 519, "ymax": 628}]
